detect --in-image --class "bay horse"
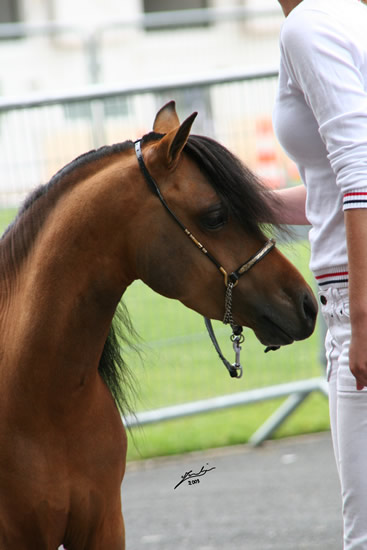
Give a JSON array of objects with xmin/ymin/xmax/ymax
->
[{"xmin": 0, "ymin": 101, "xmax": 317, "ymax": 549}]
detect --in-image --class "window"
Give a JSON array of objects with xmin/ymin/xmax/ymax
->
[
  {"xmin": 143, "ymin": 0, "xmax": 208, "ymax": 12},
  {"xmin": 143, "ymin": 0, "xmax": 209, "ymax": 29},
  {"xmin": 0, "ymin": 0, "xmax": 20, "ymax": 23}
]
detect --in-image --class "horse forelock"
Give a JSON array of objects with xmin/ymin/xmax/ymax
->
[
  {"xmin": 184, "ymin": 135, "xmax": 283, "ymax": 240},
  {"xmin": 138, "ymin": 131, "xmax": 283, "ymax": 240}
]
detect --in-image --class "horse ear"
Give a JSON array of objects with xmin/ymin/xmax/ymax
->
[
  {"xmin": 157, "ymin": 111, "xmax": 198, "ymax": 167},
  {"xmin": 153, "ymin": 101, "xmax": 180, "ymax": 133}
]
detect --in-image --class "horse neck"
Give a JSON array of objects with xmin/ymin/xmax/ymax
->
[{"xmin": 1, "ymin": 151, "xmax": 141, "ymax": 397}]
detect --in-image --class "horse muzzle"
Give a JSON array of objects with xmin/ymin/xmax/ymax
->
[{"xmin": 252, "ymin": 287, "xmax": 318, "ymax": 346}]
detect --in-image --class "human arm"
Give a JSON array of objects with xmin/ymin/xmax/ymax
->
[
  {"xmin": 273, "ymin": 184, "xmax": 310, "ymax": 225},
  {"xmin": 345, "ymin": 209, "xmax": 367, "ymax": 390},
  {"xmin": 281, "ymin": 7, "xmax": 367, "ymax": 388}
]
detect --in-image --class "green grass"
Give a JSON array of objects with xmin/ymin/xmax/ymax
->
[
  {"xmin": 128, "ymin": 393, "xmax": 329, "ymax": 460},
  {"xmin": 0, "ymin": 209, "xmax": 329, "ymax": 460},
  {"xmin": 0, "ymin": 208, "xmax": 17, "ymax": 233}
]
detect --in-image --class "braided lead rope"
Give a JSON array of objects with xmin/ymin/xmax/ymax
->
[
  {"xmin": 205, "ymin": 316, "xmax": 244, "ymax": 378},
  {"xmin": 204, "ymin": 318, "xmax": 241, "ymax": 378}
]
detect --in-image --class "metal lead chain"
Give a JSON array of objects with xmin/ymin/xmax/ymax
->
[
  {"xmin": 223, "ymin": 280, "xmax": 244, "ymax": 377},
  {"xmin": 223, "ymin": 281, "xmax": 235, "ymax": 326}
]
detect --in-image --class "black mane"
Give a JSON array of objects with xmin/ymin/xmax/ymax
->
[
  {"xmin": 3, "ymin": 132, "xmax": 280, "ymax": 246},
  {"xmin": 2, "ymin": 140, "xmax": 135, "ymax": 241},
  {"xmin": 1, "ymin": 139, "xmax": 139, "ymax": 419}
]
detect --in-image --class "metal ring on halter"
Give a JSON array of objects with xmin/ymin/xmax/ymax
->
[{"xmin": 231, "ymin": 333, "xmax": 245, "ymax": 344}]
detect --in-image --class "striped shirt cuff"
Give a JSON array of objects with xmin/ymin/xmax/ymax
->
[
  {"xmin": 314, "ymin": 265, "xmax": 349, "ymax": 288},
  {"xmin": 343, "ymin": 191, "xmax": 367, "ymax": 209}
]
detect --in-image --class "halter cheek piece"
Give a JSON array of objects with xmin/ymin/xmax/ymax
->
[{"xmin": 135, "ymin": 139, "xmax": 276, "ymax": 378}]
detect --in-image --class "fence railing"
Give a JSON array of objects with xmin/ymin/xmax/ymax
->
[
  {"xmin": 0, "ymin": 68, "xmax": 327, "ymax": 444},
  {"xmin": 0, "ymin": 67, "xmax": 280, "ymax": 204},
  {"xmin": 0, "ymin": 5, "xmax": 282, "ymax": 84}
]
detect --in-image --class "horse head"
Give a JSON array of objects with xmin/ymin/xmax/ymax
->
[{"xmin": 133, "ymin": 101, "xmax": 317, "ymax": 348}]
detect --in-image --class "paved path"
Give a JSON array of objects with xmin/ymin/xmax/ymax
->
[{"xmin": 123, "ymin": 432, "xmax": 342, "ymax": 550}]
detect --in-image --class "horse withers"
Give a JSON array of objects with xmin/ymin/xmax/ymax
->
[{"xmin": 0, "ymin": 101, "xmax": 317, "ymax": 549}]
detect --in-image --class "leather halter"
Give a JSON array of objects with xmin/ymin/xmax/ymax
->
[{"xmin": 135, "ymin": 139, "xmax": 276, "ymax": 378}]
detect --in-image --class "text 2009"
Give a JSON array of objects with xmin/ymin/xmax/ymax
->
[{"xmin": 188, "ymin": 479, "xmax": 200, "ymax": 486}]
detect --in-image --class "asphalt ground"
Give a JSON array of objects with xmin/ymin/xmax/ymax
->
[{"xmin": 122, "ymin": 432, "xmax": 342, "ymax": 550}]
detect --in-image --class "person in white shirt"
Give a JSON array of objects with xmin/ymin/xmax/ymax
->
[{"xmin": 273, "ymin": 0, "xmax": 367, "ymax": 547}]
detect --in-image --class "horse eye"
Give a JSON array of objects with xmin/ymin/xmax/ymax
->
[{"xmin": 202, "ymin": 206, "xmax": 228, "ymax": 231}]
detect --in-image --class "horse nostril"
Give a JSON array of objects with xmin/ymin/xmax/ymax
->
[{"xmin": 302, "ymin": 291, "xmax": 318, "ymax": 326}]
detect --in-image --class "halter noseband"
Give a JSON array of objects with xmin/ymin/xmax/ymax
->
[{"xmin": 135, "ymin": 139, "xmax": 276, "ymax": 378}]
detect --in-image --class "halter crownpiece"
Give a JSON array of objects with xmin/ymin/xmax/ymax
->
[{"xmin": 134, "ymin": 139, "xmax": 277, "ymax": 378}]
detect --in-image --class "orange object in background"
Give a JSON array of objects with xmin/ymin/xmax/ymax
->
[{"xmin": 255, "ymin": 117, "xmax": 286, "ymax": 190}]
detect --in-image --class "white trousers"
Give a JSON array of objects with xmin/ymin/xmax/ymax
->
[{"xmin": 320, "ymin": 287, "xmax": 367, "ymax": 550}]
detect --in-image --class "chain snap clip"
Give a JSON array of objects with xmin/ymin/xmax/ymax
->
[{"xmin": 230, "ymin": 331, "xmax": 244, "ymax": 378}]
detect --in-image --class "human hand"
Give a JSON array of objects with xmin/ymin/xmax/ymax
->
[
  {"xmin": 344, "ymin": 209, "xmax": 367, "ymax": 391},
  {"xmin": 349, "ymin": 334, "xmax": 367, "ymax": 390}
]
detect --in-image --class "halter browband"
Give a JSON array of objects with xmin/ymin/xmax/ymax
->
[{"xmin": 135, "ymin": 139, "xmax": 276, "ymax": 378}]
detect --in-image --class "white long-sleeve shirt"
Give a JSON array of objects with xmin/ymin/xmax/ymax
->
[{"xmin": 273, "ymin": 0, "xmax": 367, "ymax": 287}]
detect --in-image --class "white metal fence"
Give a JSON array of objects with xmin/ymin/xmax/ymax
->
[
  {"xmin": 0, "ymin": 68, "xmax": 327, "ymax": 444},
  {"xmin": 0, "ymin": 67, "xmax": 283, "ymax": 204}
]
